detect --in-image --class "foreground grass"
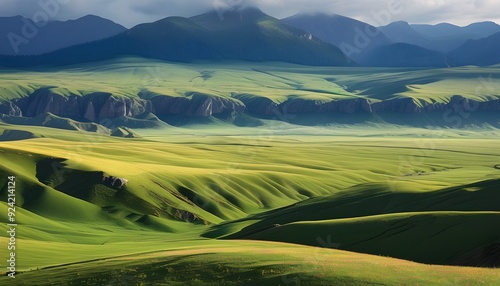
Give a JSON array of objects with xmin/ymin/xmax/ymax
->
[{"xmin": 2, "ymin": 240, "xmax": 499, "ymax": 286}]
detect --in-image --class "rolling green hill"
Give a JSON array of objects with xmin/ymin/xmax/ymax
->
[{"xmin": 206, "ymin": 180, "xmax": 500, "ymax": 266}]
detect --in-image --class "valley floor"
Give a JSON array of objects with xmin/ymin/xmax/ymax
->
[{"xmin": 0, "ymin": 125, "xmax": 499, "ymax": 285}]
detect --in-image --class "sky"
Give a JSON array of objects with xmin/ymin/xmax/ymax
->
[{"xmin": 0, "ymin": 0, "xmax": 499, "ymax": 28}]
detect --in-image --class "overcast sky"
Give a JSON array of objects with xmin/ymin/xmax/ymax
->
[{"xmin": 1, "ymin": 0, "xmax": 499, "ymax": 28}]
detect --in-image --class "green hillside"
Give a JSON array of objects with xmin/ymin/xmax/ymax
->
[
  {"xmin": 1, "ymin": 60, "xmax": 500, "ymax": 284},
  {"xmin": 1, "ymin": 59, "xmax": 498, "ymax": 104},
  {"xmin": 2, "ymin": 240, "xmax": 499, "ymax": 286},
  {"xmin": 203, "ymin": 179, "xmax": 500, "ymax": 266},
  {"xmin": 1, "ymin": 60, "xmax": 499, "ymax": 129}
]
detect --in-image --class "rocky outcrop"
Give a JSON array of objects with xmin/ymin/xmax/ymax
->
[
  {"xmin": 279, "ymin": 97, "xmax": 419, "ymax": 114},
  {"xmin": 323, "ymin": 98, "xmax": 374, "ymax": 113},
  {"xmin": 0, "ymin": 101, "xmax": 22, "ymax": 116},
  {"xmin": 111, "ymin": 127, "xmax": 139, "ymax": 138},
  {"xmin": 96, "ymin": 94, "xmax": 154, "ymax": 119},
  {"xmin": 1, "ymin": 88, "xmax": 246, "ymax": 123},
  {"xmin": 1, "ymin": 87, "xmax": 500, "ymax": 125},
  {"xmin": 151, "ymin": 92, "xmax": 245, "ymax": 117},
  {"xmin": 149, "ymin": 95, "xmax": 190, "ymax": 115},
  {"xmin": 371, "ymin": 97, "xmax": 422, "ymax": 113},
  {"xmin": 175, "ymin": 209, "xmax": 202, "ymax": 223},
  {"xmin": 13, "ymin": 88, "xmax": 153, "ymax": 121},
  {"xmin": 243, "ymin": 95, "xmax": 500, "ymax": 116},
  {"xmin": 17, "ymin": 88, "xmax": 80, "ymax": 118},
  {"xmin": 233, "ymin": 94, "xmax": 279, "ymax": 115},
  {"xmin": 102, "ymin": 176, "xmax": 128, "ymax": 189},
  {"xmin": 235, "ymin": 96, "xmax": 375, "ymax": 116},
  {"xmin": 84, "ymin": 101, "xmax": 96, "ymax": 121}
]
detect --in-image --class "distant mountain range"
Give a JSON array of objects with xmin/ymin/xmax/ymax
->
[
  {"xmin": 380, "ymin": 21, "xmax": 500, "ymax": 53},
  {"xmin": 379, "ymin": 21, "xmax": 434, "ymax": 51},
  {"xmin": 363, "ymin": 43, "xmax": 449, "ymax": 67},
  {"xmin": 377, "ymin": 20, "xmax": 500, "ymax": 67},
  {"xmin": 0, "ymin": 7, "xmax": 499, "ymax": 67},
  {"xmin": 0, "ymin": 8, "xmax": 349, "ymax": 67},
  {"xmin": 0, "ymin": 15, "xmax": 126, "ymax": 55},
  {"xmin": 449, "ymin": 32, "xmax": 500, "ymax": 66}
]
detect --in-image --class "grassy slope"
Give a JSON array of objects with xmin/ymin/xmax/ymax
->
[
  {"xmin": 204, "ymin": 178, "xmax": 500, "ymax": 265},
  {"xmin": 0, "ymin": 125, "xmax": 498, "ymax": 284},
  {"xmin": 2, "ymin": 126, "xmax": 500, "ymax": 225},
  {"xmin": 2, "ymin": 240, "xmax": 499, "ymax": 286},
  {"xmin": 1, "ymin": 59, "xmax": 499, "ymax": 105}
]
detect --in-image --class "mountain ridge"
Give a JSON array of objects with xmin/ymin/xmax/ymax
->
[
  {"xmin": 0, "ymin": 14, "xmax": 126, "ymax": 56},
  {"xmin": 0, "ymin": 9, "xmax": 499, "ymax": 68},
  {"xmin": 410, "ymin": 21, "xmax": 500, "ymax": 52},
  {"xmin": 0, "ymin": 8, "xmax": 351, "ymax": 67},
  {"xmin": 449, "ymin": 31, "xmax": 500, "ymax": 66}
]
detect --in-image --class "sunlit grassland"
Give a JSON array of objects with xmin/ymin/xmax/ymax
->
[
  {"xmin": 1, "ymin": 59, "xmax": 499, "ymax": 105},
  {"xmin": 2, "ymin": 240, "xmax": 499, "ymax": 286},
  {"xmin": 0, "ymin": 64, "xmax": 499, "ymax": 286},
  {"xmin": 0, "ymin": 124, "xmax": 498, "ymax": 275}
]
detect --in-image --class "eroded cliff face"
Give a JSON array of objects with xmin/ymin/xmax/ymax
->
[
  {"xmin": 0, "ymin": 101, "xmax": 22, "ymax": 116},
  {"xmin": 233, "ymin": 94, "xmax": 279, "ymax": 116},
  {"xmin": 2, "ymin": 88, "xmax": 245, "ymax": 121},
  {"xmin": 9, "ymin": 88, "xmax": 153, "ymax": 120},
  {"xmin": 239, "ymin": 95, "xmax": 500, "ymax": 117},
  {"xmin": 1, "ymin": 87, "xmax": 499, "ymax": 124},
  {"xmin": 151, "ymin": 92, "xmax": 245, "ymax": 117}
]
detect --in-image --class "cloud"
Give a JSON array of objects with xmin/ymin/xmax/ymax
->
[{"xmin": 0, "ymin": 0, "xmax": 498, "ymax": 28}]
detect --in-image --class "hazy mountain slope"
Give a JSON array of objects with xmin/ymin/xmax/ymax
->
[
  {"xmin": 379, "ymin": 21, "xmax": 500, "ymax": 66},
  {"xmin": 411, "ymin": 21, "xmax": 500, "ymax": 52},
  {"xmin": 363, "ymin": 43, "xmax": 449, "ymax": 67},
  {"xmin": 0, "ymin": 15, "xmax": 126, "ymax": 55},
  {"xmin": 282, "ymin": 13, "xmax": 392, "ymax": 62},
  {"xmin": 379, "ymin": 21, "xmax": 433, "ymax": 49},
  {"xmin": 413, "ymin": 21, "xmax": 500, "ymax": 40},
  {"xmin": 449, "ymin": 31, "xmax": 500, "ymax": 66}
]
